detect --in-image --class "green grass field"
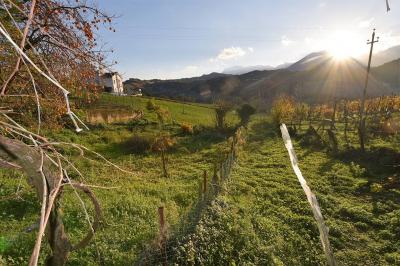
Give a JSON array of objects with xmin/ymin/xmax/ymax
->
[
  {"xmin": 0, "ymin": 95, "xmax": 399, "ymax": 265},
  {"xmin": 93, "ymin": 94, "xmax": 238, "ymax": 127},
  {"xmin": 172, "ymin": 116, "xmax": 400, "ymax": 265}
]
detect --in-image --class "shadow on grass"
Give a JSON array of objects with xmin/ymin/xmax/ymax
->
[
  {"xmin": 316, "ymin": 145, "xmax": 400, "ymax": 217},
  {"xmin": 175, "ymin": 126, "xmax": 235, "ymax": 153},
  {"xmin": 93, "ymin": 125, "xmax": 235, "ymax": 160},
  {"xmin": 293, "ymin": 127, "xmax": 400, "ymax": 217},
  {"xmin": 247, "ymin": 119, "xmax": 280, "ymax": 142},
  {"xmin": 335, "ymin": 146, "xmax": 400, "ymax": 177}
]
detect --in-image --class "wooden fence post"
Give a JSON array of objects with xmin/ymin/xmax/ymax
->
[
  {"xmin": 220, "ymin": 162, "xmax": 224, "ymax": 180},
  {"xmin": 203, "ymin": 170, "xmax": 208, "ymax": 194},
  {"xmin": 198, "ymin": 179, "xmax": 203, "ymax": 200},
  {"xmin": 212, "ymin": 163, "xmax": 219, "ymax": 193},
  {"xmin": 158, "ymin": 207, "xmax": 167, "ymax": 266},
  {"xmin": 232, "ymin": 141, "xmax": 237, "ymax": 160}
]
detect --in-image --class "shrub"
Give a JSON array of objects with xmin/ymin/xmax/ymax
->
[
  {"xmin": 293, "ymin": 103, "xmax": 309, "ymax": 126},
  {"xmin": 237, "ymin": 104, "xmax": 256, "ymax": 126},
  {"xmin": 125, "ymin": 134, "xmax": 154, "ymax": 153},
  {"xmin": 155, "ymin": 107, "xmax": 170, "ymax": 125},
  {"xmin": 214, "ymin": 101, "xmax": 231, "ymax": 129},
  {"xmin": 370, "ymin": 183, "xmax": 383, "ymax": 193},
  {"xmin": 152, "ymin": 135, "xmax": 176, "ymax": 177},
  {"xmin": 180, "ymin": 122, "xmax": 194, "ymax": 135},
  {"xmin": 146, "ymin": 98, "xmax": 158, "ymax": 111},
  {"xmin": 270, "ymin": 95, "xmax": 295, "ymax": 127},
  {"xmin": 151, "ymin": 135, "xmax": 175, "ymax": 153}
]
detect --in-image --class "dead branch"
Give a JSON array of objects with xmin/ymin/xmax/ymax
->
[
  {"xmin": 0, "ymin": 135, "xmax": 102, "ymax": 266},
  {"xmin": 0, "ymin": 0, "xmax": 37, "ymax": 95}
]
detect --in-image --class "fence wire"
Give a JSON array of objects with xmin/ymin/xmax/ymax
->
[{"xmin": 136, "ymin": 127, "xmax": 245, "ymax": 265}]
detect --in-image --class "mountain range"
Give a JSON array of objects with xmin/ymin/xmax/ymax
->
[
  {"xmin": 124, "ymin": 45, "xmax": 400, "ymax": 107},
  {"xmin": 222, "ymin": 62, "xmax": 292, "ymax": 75}
]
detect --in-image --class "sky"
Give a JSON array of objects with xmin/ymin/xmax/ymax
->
[{"xmin": 96, "ymin": 0, "xmax": 400, "ymax": 80}]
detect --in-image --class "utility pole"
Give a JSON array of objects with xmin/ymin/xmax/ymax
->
[{"xmin": 359, "ymin": 29, "xmax": 379, "ymax": 152}]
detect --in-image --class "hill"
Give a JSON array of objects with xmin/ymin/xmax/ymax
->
[
  {"xmin": 287, "ymin": 51, "xmax": 330, "ymax": 72},
  {"xmin": 371, "ymin": 58, "xmax": 400, "ymax": 88},
  {"xmin": 125, "ymin": 52, "xmax": 395, "ymax": 106},
  {"xmin": 358, "ymin": 45, "xmax": 400, "ymax": 67},
  {"xmin": 289, "ymin": 55, "xmax": 392, "ymax": 101}
]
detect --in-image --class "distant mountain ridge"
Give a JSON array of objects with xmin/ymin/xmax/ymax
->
[
  {"xmin": 372, "ymin": 58, "xmax": 400, "ymax": 88},
  {"xmin": 223, "ymin": 65, "xmax": 274, "ymax": 75},
  {"xmin": 124, "ymin": 46, "xmax": 400, "ymax": 107},
  {"xmin": 287, "ymin": 51, "xmax": 330, "ymax": 72},
  {"xmin": 357, "ymin": 45, "xmax": 400, "ymax": 67},
  {"xmin": 223, "ymin": 62, "xmax": 292, "ymax": 75}
]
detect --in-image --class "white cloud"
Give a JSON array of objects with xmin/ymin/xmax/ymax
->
[
  {"xmin": 210, "ymin": 46, "xmax": 253, "ymax": 62},
  {"xmin": 281, "ymin": 35, "xmax": 294, "ymax": 46},
  {"xmin": 319, "ymin": 2, "xmax": 327, "ymax": 8},
  {"xmin": 358, "ymin": 17, "xmax": 375, "ymax": 28}
]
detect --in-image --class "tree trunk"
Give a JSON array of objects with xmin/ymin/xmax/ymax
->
[
  {"xmin": 344, "ymin": 101, "xmax": 349, "ymax": 145},
  {"xmin": 161, "ymin": 150, "xmax": 168, "ymax": 178},
  {"xmin": 0, "ymin": 136, "xmax": 101, "ymax": 265},
  {"xmin": 46, "ymin": 198, "xmax": 71, "ymax": 266},
  {"xmin": 330, "ymin": 99, "xmax": 337, "ymax": 130}
]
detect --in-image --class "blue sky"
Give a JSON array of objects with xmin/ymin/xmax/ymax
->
[{"xmin": 96, "ymin": 0, "xmax": 400, "ymax": 80}]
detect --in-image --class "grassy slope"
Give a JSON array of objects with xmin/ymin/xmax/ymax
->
[
  {"xmin": 97, "ymin": 94, "xmax": 221, "ymax": 126},
  {"xmin": 172, "ymin": 117, "xmax": 400, "ymax": 265},
  {"xmin": 0, "ymin": 95, "xmax": 237, "ymax": 265},
  {"xmin": 1, "ymin": 95, "xmax": 399, "ymax": 265}
]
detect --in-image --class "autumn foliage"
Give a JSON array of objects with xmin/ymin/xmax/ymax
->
[{"xmin": 0, "ymin": 0, "xmax": 115, "ymax": 127}]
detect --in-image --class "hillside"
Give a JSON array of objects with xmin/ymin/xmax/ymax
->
[
  {"xmin": 287, "ymin": 51, "xmax": 330, "ymax": 72},
  {"xmin": 290, "ymin": 55, "xmax": 391, "ymax": 101},
  {"xmin": 0, "ymin": 95, "xmax": 238, "ymax": 264},
  {"xmin": 372, "ymin": 58, "xmax": 400, "ymax": 88},
  {"xmin": 222, "ymin": 63, "xmax": 291, "ymax": 75},
  {"xmin": 358, "ymin": 45, "xmax": 400, "ymax": 67},
  {"xmin": 124, "ymin": 52, "xmax": 396, "ymax": 106},
  {"xmin": 172, "ymin": 117, "xmax": 400, "ymax": 265},
  {"xmin": 2, "ymin": 96, "xmax": 399, "ymax": 265}
]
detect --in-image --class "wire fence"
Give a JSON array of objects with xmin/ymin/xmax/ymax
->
[{"xmin": 135, "ymin": 127, "xmax": 245, "ymax": 265}]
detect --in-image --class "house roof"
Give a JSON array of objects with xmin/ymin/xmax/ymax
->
[{"xmin": 101, "ymin": 72, "xmax": 120, "ymax": 78}]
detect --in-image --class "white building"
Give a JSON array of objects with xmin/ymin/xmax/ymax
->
[{"xmin": 98, "ymin": 72, "xmax": 124, "ymax": 95}]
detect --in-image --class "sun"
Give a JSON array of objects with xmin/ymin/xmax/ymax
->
[
  {"xmin": 327, "ymin": 31, "xmax": 361, "ymax": 60},
  {"xmin": 330, "ymin": 45, "xmax": 352, "ymax": 60}
]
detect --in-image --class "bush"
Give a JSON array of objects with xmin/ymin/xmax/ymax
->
[
  {"xmin": 293, "ymin": 103, "xmax": 309, "ymax": 125},
  {"xmin": 270, "ymin": 95, "xmax": 295, "ymax": 127},
  {"xmin": 237, "ymin": 104, "xmax": 256, "ymax": 126},
  {"xmin": 214, "ymin": 101, "xmax": 231, "ymax": 129},
  {"xmin": 155, "ymin": 107, "xmax": 170, "ymax": 125},
  {"xmin": 146, "ymin": 98, "xmax": 158, "ymax": 111},
  {"xmin": 151, "ymin": 135, "xmax": 176, "ymax": 177},
  {"xmin": 125, "ymin": 134, "xmax": 154, "ymax": 153},
  {"xmin": 370, "ymin": 183, "xmax": 383, "ymax": 193},
  {"xmin": 180, "ymin": 122, "xmax": 194, "ymax": 135}
]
